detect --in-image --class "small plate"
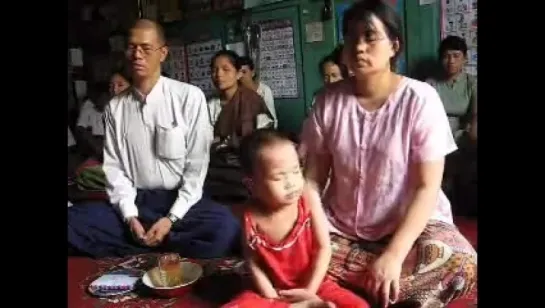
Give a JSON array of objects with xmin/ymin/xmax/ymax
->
[
  {"xmin": 88, "ymin": 269, "xmax": 142, "ymax": 297},
  {"xmin": 88, "ymin": 287, "xmax": 133, "ymax": 298}
]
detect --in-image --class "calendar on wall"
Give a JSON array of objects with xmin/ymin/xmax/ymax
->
[
  {"xmin": 186, "ymin": 39, "xmax": 222, "ymax": 96},
  {"xmin": 163, "ymin": 43, "xmax": 188, "ymax": 82},
  {"xmin": 258, "ymin": 19, "xmax": 299, "ymax": 99},
  {"xmin": 441, "ymin": 0, "xmax": 477, "ymax": 76}
]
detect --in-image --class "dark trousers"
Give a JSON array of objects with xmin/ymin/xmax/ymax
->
[{"xmin": 68, "ymin": 189, "xmax": 241, "ymax": 259}]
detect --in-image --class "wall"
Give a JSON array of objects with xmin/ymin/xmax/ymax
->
[
  {"xmin": 404, "ymin": 0, "xmax": 442, "ymax": 80},
  {"xmin": 163, "ymin": 0, "xmax": 338, "ymax": 135},
  {"xmin": 249, "ymin": 0, "xmax": 338, "ymax": 133},
  {"xmin": 162, "ymin": 0, "xmax": 442, "ymax": 133},
  {"xmin": 298, "ymin": 2, "xmax": 338, "ymax": 113}
]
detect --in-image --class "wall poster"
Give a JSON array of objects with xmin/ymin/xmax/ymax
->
[
  {"xmin": 163, "ymin": 41, "xmax": 188, "ymax": 82},
  {"xmin": 186, "ymin": 39, "xmax": 223, "ymax": 96},
  {"xmin": 258, "ymin": 19, "xmax": 299, "ymax": 99},
  {"xmin": 441, "ymin": 0, "xmax": 477, "ymax": 76},
  {"xmin": 244, "ymin": 0, "xmax": 286, "ymax": 9}
]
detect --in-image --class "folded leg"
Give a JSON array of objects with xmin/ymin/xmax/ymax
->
[{"xmin": 222, "ymin": 290, "xmax": 289, "ymax": 308}]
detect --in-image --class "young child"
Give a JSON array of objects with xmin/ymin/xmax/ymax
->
[{"xmin": 223, "ymin": 129, "xmax": 369, "ymax": 308}]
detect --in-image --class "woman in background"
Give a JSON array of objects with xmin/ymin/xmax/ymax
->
[
  {"xmin": 205, "ymin": 50, "xmax": 273, "ymax": 202},
  {"xmin": 70, "ymin": 71, "xmax": 131, "ymax": 201},
  {"xmin": 76, "ymin": 70, "xmax": 131, "ymax": 161},
  {"xmin": 319, "ymin": 45, "xmax": 349, "ymax": 85},
  {"xmin": 239, "ymin": 56, "xmax": 277, "ymax": 128},
  {"xmin": 207, "ymin": 50, "xmax": 273, "ymax": 145},
  {"xmin": 109, "ymin": 70, "xmax": 132, "ymax": 96},
  {"xmin": 310, "ymin": 45, "xmax": 351, "ymax": 112},
  {"xmin": 300, "ymin": 1, "xmax": 476, "ymax": 307},
  {"xmin": 75, "ymin": 87, "xmax": 108, "ymax": 163}
]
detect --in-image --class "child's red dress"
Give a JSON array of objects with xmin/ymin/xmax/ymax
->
[{"xmin": 222, "ymin": 197, "xmax": 369, "ymax": 308}]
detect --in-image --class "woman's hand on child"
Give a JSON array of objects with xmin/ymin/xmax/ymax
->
[
  {"xmin": 364, "ymin": 251, "xmax": 402, "ymax": 308},
  {"xmin": 278, "ymin": 288, "xmax": 317, "ymax": 303}
]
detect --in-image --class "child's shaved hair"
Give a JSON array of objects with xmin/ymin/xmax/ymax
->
[{"xmin": 239, "ymin": 129, "xmax": 296, "ymax": 175}]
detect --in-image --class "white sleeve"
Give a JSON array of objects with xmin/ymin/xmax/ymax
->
[
  {"xmin": 102, "ymin": 105, "xmax": 138, "ymax": 219},
  {"xmin": 68, "ymin": 127, "xmax": 76, "ymax": 147},
  {"xmin": 262, "ymin": 84, "xmax": 277, "ymax": 128},
  {"xmin": 169, "ymin": 89, "xmax": 212, "ymax": 219},
  {"xmin": 77, "ymin": 100, "xmax": 92, "ymax": 128}
]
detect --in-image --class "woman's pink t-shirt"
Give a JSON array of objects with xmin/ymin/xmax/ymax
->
[{"xmin": 300, "ymin": 77, "xmax": 457, "ymax": 241}]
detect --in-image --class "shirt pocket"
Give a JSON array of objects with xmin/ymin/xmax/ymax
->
[{"xmin": 156, "ymin": 121, "xmax": 186, "ymax": 160}]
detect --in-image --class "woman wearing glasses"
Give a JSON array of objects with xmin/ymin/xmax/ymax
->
[{"xmin": 300, "ymin": 1, "xmax": 477, "ymax": 307}]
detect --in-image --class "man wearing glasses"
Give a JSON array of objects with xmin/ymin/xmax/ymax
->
[{"xmin": 68, "ymin": 19, "xmax": 240, "ymax": 259}]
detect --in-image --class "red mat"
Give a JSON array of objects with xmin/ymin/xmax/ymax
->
[{"xmin": 68, "ymin": 218, "xmax": 477, "ymax": 308}]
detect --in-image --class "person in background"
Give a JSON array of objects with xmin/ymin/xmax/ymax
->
[
  {"xmin": 109, "ymin": 70, "xmax": 132, "ymax": 96},
  {"xmin": 238, "ymin": 56, "xmax": 278, "ymax": 128},
  {"xmin": 223, "ymin": 129, "xmax": 369, "ymax": 308},
  {"xmin": 309, "ymin": 45, "xmax": 351, "ymax": 112},
  {"xmin": 68, "ymin": 82, "xmax": 85, "ymax": 180},
  {"xmin": 426, "ymin": 35, "xmax": 477, "ymax": 137},
  {"xmin": 207, "ymin": 50, "xmax": 273, "ymax": 146},
  {"xmin": 68, "ymin": 128, "xmax": 78, "ymax": 210},
  {"xmin": 75, "ymin": 83, "xmax": 109, "ymax": 161},
  {"xmin": 444, "ymin": 111, "xmax": 477, "ymax": 217},
  {"xmin": 319, "ymin": 45, "xmax": 349, "ymax": 85},
  {"xmin": 427, "ymin": 36, "xmax": 477, "ymax": 216},
  {"xmin": 205, "ymin": 50, "xmax": 274, "ymax": 203},
  {"xmin": 338, "ymin": 44, "xmax": 355, "ymax": 78},
  {"xmin": 68, "ymin": 126, "xmax": 79, "ymax": 176},
  {"xmin": 68, "ymin": 19, "xmax": 240, "ymax": 259},
  {"xmin": 75, "ymin": 70, "xmax": 130, "ymax": 160},
  {"xmin": 468, "ymin": 110, "xmax": 477, "ymax": 141},
  {"xmin": 312, "ymin": 47, "xmax": 350, "ymax": 194},
  {"xmin": 70, "ymin": 70, "xmax": 132, "ymax": 197},
  {"xmin": 309, "ymin": 46, "xmax": 352, "ymax": 193},
  {"xmin": 68, "ymin": 126, "xmax": 76, "ymax": 148},
  {"xmin": 300, "ymin": 1, "xmax": 476, "ymax": 307}
]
